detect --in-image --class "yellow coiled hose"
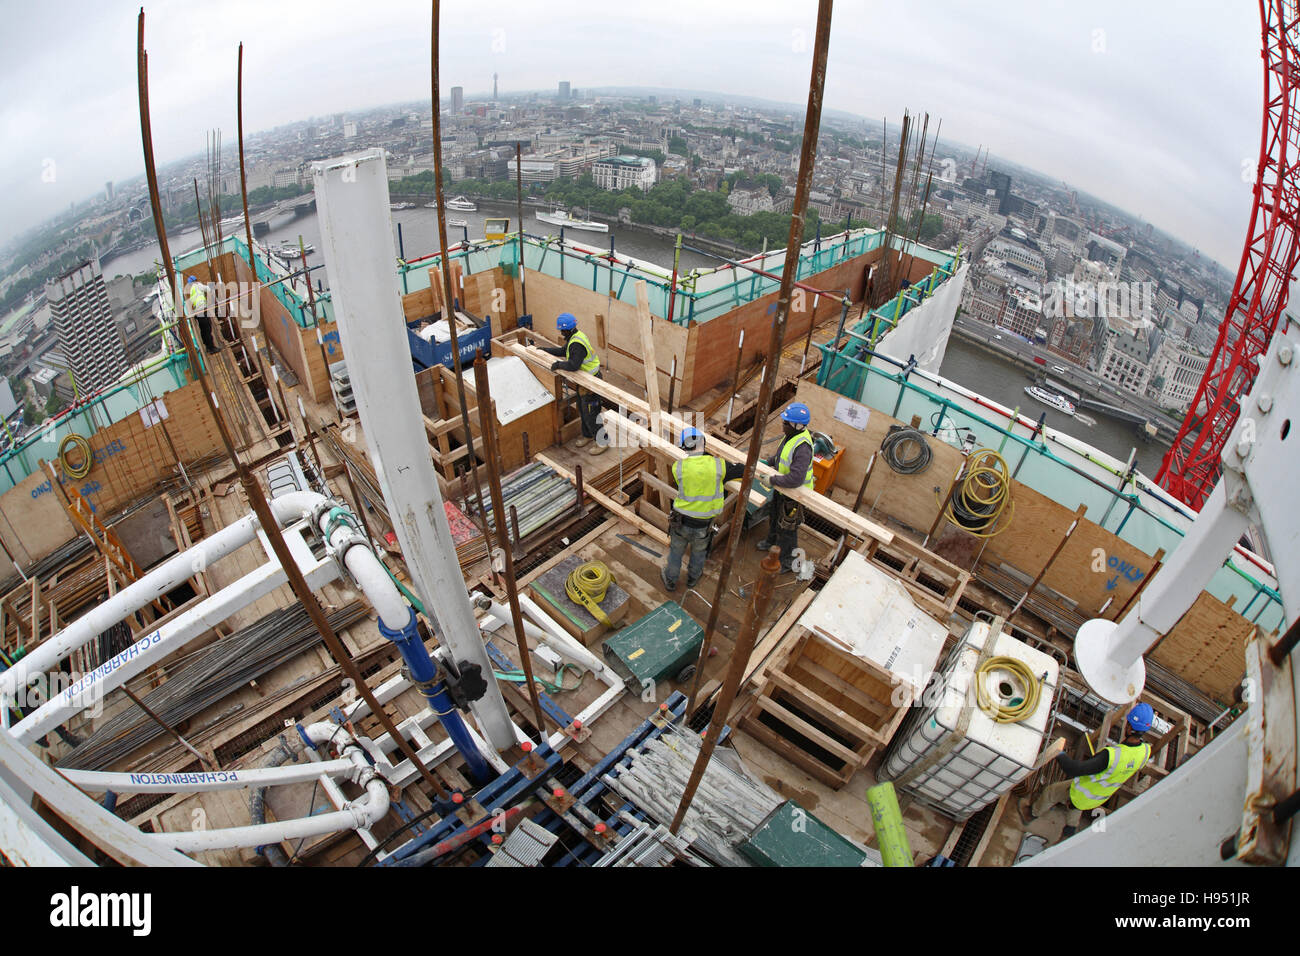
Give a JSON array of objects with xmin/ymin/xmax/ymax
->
[
  {"xmin": 975, "ymin": 656, "xmax": 1041, "ymax": 723},
  {"xmin": 939, "ymin": 449, "xmax": 1013, "ymax": 537},
  {"xmin": 58, "ymin": 433, "xmax": 94, "ymax": 480},
  {"xmin": 566, "ymin": 561, "xmax": 615, "ymax": 626}
]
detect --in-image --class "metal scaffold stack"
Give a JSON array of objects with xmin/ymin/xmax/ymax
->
[{"xmin": 468, "ymin": 461, "xmax": 577, "ymax": 539}]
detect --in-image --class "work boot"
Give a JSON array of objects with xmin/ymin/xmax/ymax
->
[
  {"xmin": 754, "ymin": 539, "xmax": 774, "ymax": 552},
  {"xmin": 685, "ymin": 574, "xmax": 701, "ymax": 589},
  {"xmin": 589, "ymin": 440, "xmax": 608, "ymax": 456},
  {"xmin": 1060, "ymin": 825, "xmax": 1078, "ymax": 839},
  {"xmin": 660, "ymin": 567, "xmax": 678, "ymax": 592},
  {"xmin": 573, "ymin": 436, "xmax": 592, "ymax": 449}
]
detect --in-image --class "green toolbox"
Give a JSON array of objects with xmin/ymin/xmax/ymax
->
[
  {"xmin": 601, "ymin": 601, "xmax": 704, "ymax": 686},
  {"xmin": 739, "ymin": 800, "xmax": 875, "ymax": 867}
]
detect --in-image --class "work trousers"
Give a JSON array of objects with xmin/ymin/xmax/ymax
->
[
  {"xmin": 196, "ymin": 313, "xmax": 219, "ymax": 354},
  {"xmin": 665, "ymin": 519, "xmax": 712, "ymax": 588},
  {"xmin": 1031, "ymin": 780, "xmax": 1085, "ymax": 829},
  {"xmin": 763, "ymin": 492, "xmax": 802, "ymax": 570},
  {"xmin": 578, "ymin": 371, "xmax": 604, "ymax": 440}
]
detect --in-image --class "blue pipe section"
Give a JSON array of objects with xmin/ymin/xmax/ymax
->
[{"xmin": 377, "ymin": 607, "xmax": 494, "ymax": 785}]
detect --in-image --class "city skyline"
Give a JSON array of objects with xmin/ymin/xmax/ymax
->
[{"xmin": 1, "ymin": 1, "xmax": 1260, "ymax": 269}]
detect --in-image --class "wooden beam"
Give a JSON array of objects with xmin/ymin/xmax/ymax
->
[
  {"xmin": 635, "ymin": 281, "xmax": 671, "ymax": 509},
  {"xmin": 968, "ymin": 791, "xmax": 1011, "ymax": 867},
  {"xmin": 507, "ymin": 337, "xmax": 895, "ymax": 544},
  {"xmin": 535, "ymin": 453, "xmax": 670, "ymax": 546}
]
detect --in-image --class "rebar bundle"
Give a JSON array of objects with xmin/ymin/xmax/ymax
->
[
  {"xmin": 58, "ymin": 600, "xmax": 366, "ymax": 771},
  {"xmin": 467, "ymin": 461, "xmax": 576, "ymax": 539}
]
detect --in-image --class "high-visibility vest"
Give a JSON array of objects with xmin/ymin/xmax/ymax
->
[
  {"xmin": 672, "ymin": 455, "xmax": 726, "ymax": 520},
  {"xmin": 188, "ymin": 283, "xmax": 208, "ymax": 312},
  {"xmin": 777, "ymin": 429, "xmax": 815, "ymax": 489},
  {"xmin": 1069, "ymin": 742, "xmax": 1150, "ymax": 810},
  {"xmin": 566, "ymin": 329, "xmax": 600, "ymax": 374}
]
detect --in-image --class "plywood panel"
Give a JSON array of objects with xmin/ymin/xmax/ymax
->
[
  {"xmin": 689, "ymin": 245, "xmax": 895, "ymax": 399},
  {"xmin": 0, "ymin": 380, "xmax": 225, "ymax": 566},
  {"xmin": 793, "ymin": 380, "xmax": 964, "ymax": 535},
  {"xmin": 792, "ymin": 380, "xmax": 1154, "ymax": 617},
  {"xmin": 522, "ymin": 271, "xmax": 690, "ymax": 401},
  {"xmin": 462, "ymin": 266, "xmax": 518, "ymax": 332},
  {"xmin": 1150, "ymin": 592, "xmax": 1254, "ymax": 704}
]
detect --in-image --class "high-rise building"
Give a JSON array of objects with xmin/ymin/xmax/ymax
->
[
  {"xmin": 45, "ymin": 259, "xmax": 128, "ymax": 396},
  {"xmin": 104, "ymin": 181, "xmax": 114, "ymax": 200},
  {"xmin": 558, "ymin": 80, "xmax": 570, "ymax": 100},
  {"xmin": 493, "ymin": 73, "xmax": 498, "ymax": 100},
  {"xmin": 451, "ymin": 87, "xmax": 463, "ymax": 112}
]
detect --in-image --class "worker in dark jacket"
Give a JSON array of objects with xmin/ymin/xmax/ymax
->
[
  {"xmin": 1021, "ymin": 703, "xmax": 1154, "ymax": 836},
  {"xmin": 755, "ymin": 402, "xmax": 815, "ymax": 573},
  {"xmin": 662, "ymin": 427, "xmax": 745, "ymax": 592},
  {"xmin": 540, "ymin": 312, "xmax": 605, "ymax": 454}
]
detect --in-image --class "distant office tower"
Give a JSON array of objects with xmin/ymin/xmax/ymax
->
[
  {"xmin": 451, "ymin": 86, "xmax": 464, "ymax": 112},
  {"xmin": 104, "ymin": 181, "xmax": 114, "ymax": 200},
  {"xmin": 45, "ymin": 258, "xmax": 128, "ymax": 396},
  {"xmin": 493, "ymin": 73, "xmax": 498, "ymax": 100},
  {"xmin": 558, "ymin": 80, "xmax": 570, "ymax": 100}
]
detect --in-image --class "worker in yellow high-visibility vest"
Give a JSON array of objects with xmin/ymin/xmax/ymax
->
[
  {"xmin": 755, "ymin": 402, "xmax": 815, "ymax": 573},
  {"xmin": 661, "ymin": 428, "xmax": 744, "ymax": 592},
  {"xmin": 186, "ymin": 275, "xmax": 219, "ymax": 354},
  {"xmin": 541, "ymin": 312, "xmax": 605, "ymax": 454},
  {"xmin": 1021, "ymin": 702, "xmax": 1154, "ymax": 837}
]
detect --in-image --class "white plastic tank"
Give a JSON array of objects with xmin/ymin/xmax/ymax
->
[{"xmin": 882, "ymin": 619, "xmax": 1059, "ymax": 819}]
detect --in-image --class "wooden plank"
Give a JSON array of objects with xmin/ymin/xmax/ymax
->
[
  {"xmin": 768, "ymin": 669, "xmax": 884, "ymax": 749},
  {"xmin": 968, "ymin": 791, "xmax": 1011, "ymax": 867},
  {"xmin": 503, "ymin": 337, "xmax": 900, "ymax": 541},
  {"xmin": 534, "ymin": 453, "xmax": 670, "ymax": 546},
  {"xmin": 744, "ymin": 589, "xmax": 816, "ymax": 688},
  {"xmin": 741, "ymin": 716, "xmax": 850, "ymax": 788},
  {"xmin": 789, "ymin": 654, "xmax": 891, "ymax": 721},
  {"xmin": 754, "ymin": 695, "xmax": 862, "ymax": 766}
]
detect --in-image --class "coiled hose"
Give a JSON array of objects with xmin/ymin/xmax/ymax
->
[
  {"xmin": 975, "ymin": 656, "xmax": 1042, "ymax": 723},
  {"xmin": 941, "ymin": 449, "xmax": 1013, "ymax": 537},
  {"xmin": 59, "ymin": 433, "xmax": 94, "ymax": 480},
  {"xmin": 566, "ymin": 561, "xmax": 616, "ymax": 627},
  {"xmin": 880, "ymin": 426, "xmax": 932, "ymax": 474}
]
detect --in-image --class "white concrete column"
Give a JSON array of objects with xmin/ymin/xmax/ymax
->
[{"xmin": 311, "ymin": 149, "xmax": 515, "ymax": 751}]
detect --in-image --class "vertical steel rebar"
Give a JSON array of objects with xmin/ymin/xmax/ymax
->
[
  {"xmin": 431, "ymin": 0, "xmax": 491, "ymax": 529},
  {"xmin": 515, "ymin": 141, "xmax": 529, "ymax": 318},
  {"xmin": 139, "ymin": 13, "xmax": 449, "ymax": 799},
  {"xmin": 472, "ymin": 357, "xmax": 548, "ymax": 737},
  {"xmin": 671, "ymin": 546, "xmax": 781, "ymax": 833},
  {"xmin": 684, "ymin": 0, "xmax": 834, "ymax": 716}
]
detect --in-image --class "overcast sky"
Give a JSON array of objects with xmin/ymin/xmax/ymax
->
[{"xmin": 0, "ymin": 1, "xmax": 1261, "ymax": 268}]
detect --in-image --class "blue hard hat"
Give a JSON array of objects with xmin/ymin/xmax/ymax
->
[
  {"xmin": 1126, "ymin": 702, "xmax": 1154, "ymax": 733},
  {"xmin": 556, "ymin": 312, "xmax": 577, "ymax": 331},
  {"xmin": 781, "ymin": 402, "xmax": 811, "ymax": 426},
  {"xmin": 680, "ymin": 427, "xmax": 703, "ymax": 449},
  {"xmin": 186, "ymin": 275, "xmax": 197, "ymax": 284}
]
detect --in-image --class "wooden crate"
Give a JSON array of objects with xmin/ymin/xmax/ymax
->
[{"xmin": 742, "ymin": 629, "xmax": 916, "ymax": 788}]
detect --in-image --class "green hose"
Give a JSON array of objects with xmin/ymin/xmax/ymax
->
[{"xmin": 866, "ymin": 782, "xmax": 914, "ymax": 867}]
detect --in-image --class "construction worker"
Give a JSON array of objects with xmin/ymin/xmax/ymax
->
[
  {"xmin": 186, "ymin": 275, "xmax": 218, "ymax": 355},
  {"xmin": 661, "ymin": 427, "xmax": 744, "ymax": 592},
  {"xmin": 755, "ymin": 402, "xmax": 814, "ymax": 573},
  {"xmin": 541, "ymin": 312, "xmax": 605, "ymax": 454},
  {"xmin": 1020, "ymin": 702, "xmax": 1154, "ymax": 837}
]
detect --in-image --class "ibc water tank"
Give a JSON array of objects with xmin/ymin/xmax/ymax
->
[{"xmin": 882, "ymin": 619, "xmax": 1059, "ymax": 820}]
